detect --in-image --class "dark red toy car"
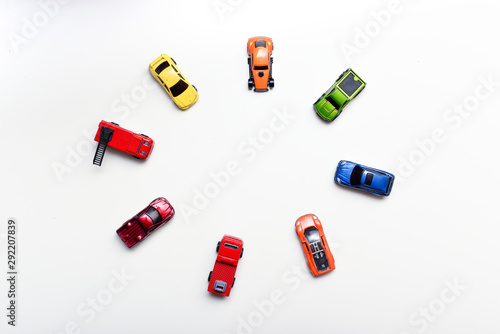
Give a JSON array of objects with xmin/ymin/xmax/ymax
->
[
  {"xmin": 207, "ymin": 235, "xmax": 244, "ymax": 297},
  {"xmin": 93, "ymin": 120, "xmax": 154, "ymax": 166},
  {"xmin": 116, "ymin": 197, "xmax": 174, "ymax": 248}
]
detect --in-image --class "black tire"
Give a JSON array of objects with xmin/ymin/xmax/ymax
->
[
  {"xmin": 232, "ymin": 277, "xmax": 235, "ymax": 287},
  {"xmin": 216, "ymin": 241, "xmax": 221, "ymax": 253},
  {"xmin": 336, "ymin": 69, "xmax": 349, "ymax": 82},
  {"xmin": 269, "ymin": 79, "xmax": 274, "ymax": 88},
  {"xmin": 208, "ymin": 271, "xmax": 212, "ymax": 282},
  {"xmin": 248, "ymin": 57, "xmax": 253, "ymax": 79},
  {"xmin": 133, "ymin": 156, "xmax": 141, "ymax": 159},
  {"xmin": 139, "ymin": 134, "xmax": 149, "ymax": 138},
  {"xmin": 269, "ymin": 57, "xmax": 274, "ymax": 80},
  {"xmin": 111, "ymin": 122, "xmax": 120, "ymax": 126},
  {"xmin": 248, "ymin": 80, "xmax": 254, "ymax": 90},
  {"xmin": 193, "ymin": 85, "xmax": 198, "ymax": 92},
  {"xmin": 240, "ymin": 248, "xmax": 244, "ymax": 258},
  {"xmin": 171, "ymin": 58, "xmax": 177, "ymax": 65}
]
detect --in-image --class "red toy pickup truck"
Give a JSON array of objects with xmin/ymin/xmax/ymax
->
[
  {"xmin": 93, "ymin": 120, "xmax": 154, "ymax": 166},
  {"xmin": 208, "ymin": 235, "xmax": 244, "ymax": 297},
  {"xmin": 116, "ymin": 197, "xmax": 174, "ymax": 248}
]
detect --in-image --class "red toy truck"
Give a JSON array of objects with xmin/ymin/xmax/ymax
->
[
  {"xmin": 208, "ymin": 235, "xmax": 244, "ymax": 297},
  {"xmin": 116, "ymin": 197, "xmax": 175, "ymax": 248},
  {"xmin": 93, "ymin": 120, "xmax": 154, "ymax": 166}
]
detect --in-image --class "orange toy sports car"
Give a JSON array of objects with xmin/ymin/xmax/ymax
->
[
  {"xmin": 295, "ymin": 214, "xmax": 335, "ymax": 276},
  {"xmin": 247, "ymin": 37, "xmax": 274, "ymax": 92}
]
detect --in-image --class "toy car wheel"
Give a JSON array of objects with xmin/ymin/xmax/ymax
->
[
  {"xmin": 232, "ymin": 277, "xmax": 235, "ymax": 287},
  {"xmin": 248, "ymin": 79, "xmax": 254, "ymax": 90},
  {"xmin": 216, "ymin": 241, "xmax": 221, "ymax": 253},
  {"xmin": 171, "ymin": 58, "xmax": 177, "ymax": 65},
  {"xmin": 269, "ymin": 79, "xmax": 274, "ymax": 88},
  {"xmin": 111, "ymin": 122, "xmax": 120, "ymax": 126},
  {"xmin": 247, "ymin": 57, "xmax": 251, "ymax": 65},
  {"xmin": 133, "ymin": 156, "xmax": 141, "ymax": 159},
  {"xmin": 240, "ymin": 248, "xmax": 244, "ymax": 258},
  {"xmin": 193, "ymin": 85, "xmax": 198, "ymax": 92},
  {"xmin": 336, "ymin": 69, "xmax": 349, "ymax": 82},
  {"xmin": 208, "ymin": 271, "xmax": 212, "ymax": 282},
  {"xmin": 140, "ymin": 133, "xmax": 149, "ymax": 138}
]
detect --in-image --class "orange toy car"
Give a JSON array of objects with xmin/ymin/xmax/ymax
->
[
  {"xmin": 247, "ymin": 37, "xmax": 274, "ymax": 92},
  {"xmin": 295, "ymin": 214, "xmax": 335, "ymax": 276}
]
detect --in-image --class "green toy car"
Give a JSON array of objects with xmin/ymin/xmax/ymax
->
[{"xmin": 313, "ymin": 69, "xmax": 366, "ymax": 122}]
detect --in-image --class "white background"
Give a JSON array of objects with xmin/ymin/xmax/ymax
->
[{"xmin": 1, "ymin": 0, "xmax": 500, "ymax": 333}]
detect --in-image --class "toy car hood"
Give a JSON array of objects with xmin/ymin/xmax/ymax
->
[
  {"xmin": 335, "ymin": 160, "xmax": 356, "ymax": 185},
  {"xmin": 254, "ymin": 48, "xmax": 269, "ymax": 66},
  {"xmin": 295, "ymin": 214, "xmax": 322, "ymax": 233}
]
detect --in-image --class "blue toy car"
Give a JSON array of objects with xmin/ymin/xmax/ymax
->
[{"xmin": 334, "ymin": 160, "xmax": 395, "ymax": 196}]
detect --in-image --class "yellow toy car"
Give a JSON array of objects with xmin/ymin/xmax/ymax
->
[{"xmin": 149, "ymin": 54, "xmax": 198, "ymax": 110}]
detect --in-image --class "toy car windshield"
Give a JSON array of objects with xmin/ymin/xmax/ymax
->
[
  {"xmin": 145, "ymin": 207, "xmax": 162, "ymax": 227},
  {"xmin": 170, "ymin": 80, "xmax": 189, "ymax": 97}
]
